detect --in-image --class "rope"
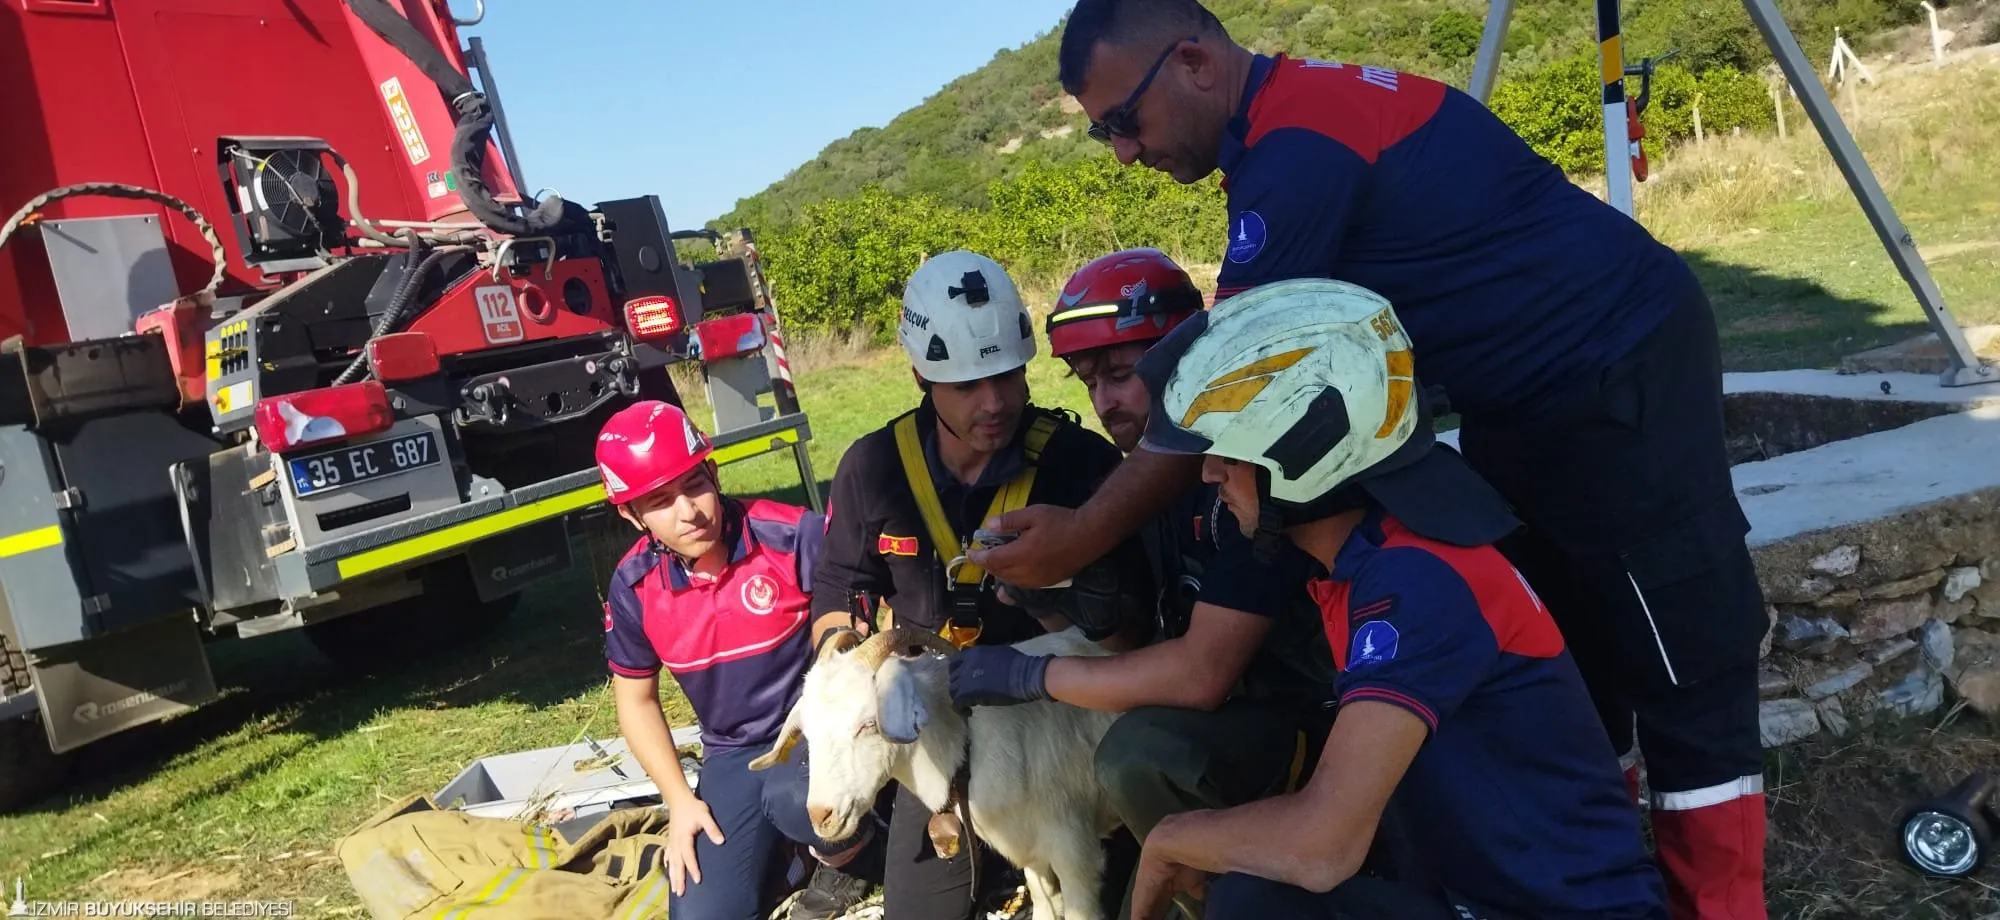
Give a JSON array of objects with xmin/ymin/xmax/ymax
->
[{"xmin": 0, "ymin": 182, "xmax": 229, "ymax": 297}]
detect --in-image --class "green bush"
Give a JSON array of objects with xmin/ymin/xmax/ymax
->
[
  {"xmin": 1490, "ymin": 53, "xmax": 1603, "ymax": 175},
  {"xmin": 756, "ymin": 186, "xmax": 980, "ymax": 341},
  {"xmin": 1427, "ymin": 9, "xmax": 1484, "ymax": 59}
]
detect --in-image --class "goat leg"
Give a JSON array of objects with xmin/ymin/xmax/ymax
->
[
  {"xmin": 1045, "ymin": 826, "xmax": 1109, "ymax": 920},
  {"xmin": 1023, "ymin": 864, "xmax": 1064, "ymax": 920}
]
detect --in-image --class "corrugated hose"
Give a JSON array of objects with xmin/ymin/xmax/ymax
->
[{"xmin": 0, "ymin": 182, "xmax": 228, "ymax": 298}]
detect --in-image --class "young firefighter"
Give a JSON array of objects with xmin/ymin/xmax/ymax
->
[
  {"xmin": 597, "ymin": 400, "xmax": 882, "ymax": 920},
  {"xmin": 809, "ymin": 249, "xmax": 1156, "ymax": 920},
  {"xmin": 948, "ymin": 249, "xmax": 1339, "ymax": 912},
  {"xmin": 1121, "ymin": 279, "xmax": 1667, "ymax": 920}
]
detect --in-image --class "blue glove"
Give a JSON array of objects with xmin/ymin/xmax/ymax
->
[{"xmin": 948, "ymin": 645, "xmax": 1052, "ymax": 707}]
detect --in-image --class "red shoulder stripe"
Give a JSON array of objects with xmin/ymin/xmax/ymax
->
[
  {"xmin": 1245, "ymin": 56, "xmax": 1447, "ymax": 165},
  {"xmin": 1380, "ymin": 519, "xmax": 1565, "ymax": 659}
]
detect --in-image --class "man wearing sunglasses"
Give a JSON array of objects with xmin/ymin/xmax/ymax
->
[{"xmin": 968, "ymin": 2, "xmax": 1772, "ymax": 919}]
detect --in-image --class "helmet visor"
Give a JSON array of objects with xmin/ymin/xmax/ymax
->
[{"xmin": 1134, "ymin": 311, "xmax": 1217, "ymax": 456}]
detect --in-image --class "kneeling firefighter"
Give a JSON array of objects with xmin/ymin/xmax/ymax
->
[{"xmin": 807, "ymin": 249, "xmax": 1157, "ymax": 919}]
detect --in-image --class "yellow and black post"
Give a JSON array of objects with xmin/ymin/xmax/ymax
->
[{"xmin": 1595, "ymin": 0, "xmax": 1635, "ymax": 216}]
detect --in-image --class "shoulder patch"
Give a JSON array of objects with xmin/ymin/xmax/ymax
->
[
  {"xmin": 1349, "ymin": 618, "xmax": 1400, "ymax": 669},
  {"xmin": 1226, "ymin": 211, "xmax": 1267, "ymax": 264},
  {"xmin": 878, "ymin": 533, "xmax": 920, "ymax": 556}
]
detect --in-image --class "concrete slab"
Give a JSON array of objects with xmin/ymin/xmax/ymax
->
[
  {"xmin": 1736, "ymin": 405, "xmax": 2000, "ymax": 547},
  {"xmin": 1725, "ymin": 368, "xmax": 2000, "ymax": 406}
]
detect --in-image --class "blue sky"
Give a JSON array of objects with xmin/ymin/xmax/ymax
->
[{"xmin": 464, "ymin": 1, "xmax": 1079, "ymax": 231}]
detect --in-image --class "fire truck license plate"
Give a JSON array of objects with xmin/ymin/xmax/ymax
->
[{"xmin": 289, "ymin": 431, "xmax": 441, "ymax": 497}]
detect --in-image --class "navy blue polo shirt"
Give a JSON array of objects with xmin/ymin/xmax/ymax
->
[
  {"xmin": 1310, "ymin": 510, "xmax": 1667, "ymax": 919},
  {"xmin": 605, "ymin": 498, "xmax": 823, "ymax": 753},
  {"xmin": 1213, "ymin": 53, "xmax": 1701, "ymax": 418}
]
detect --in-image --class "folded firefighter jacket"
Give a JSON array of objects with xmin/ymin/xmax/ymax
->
[
  {"xmin": 336, "ymin": 793, "xmax": 688, "ymax": 920},
  {"xmin": 810, "ymin": 398, "xmax": 1150, "ymax": 648}
]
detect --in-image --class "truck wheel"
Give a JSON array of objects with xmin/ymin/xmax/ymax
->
[
  {"xmin": 304, "ymin": 563, "xmax": 521, "ymax": 673},
  {"xmin": 0, "ymin": 713, "xmax": 75, "ymax": 813}
]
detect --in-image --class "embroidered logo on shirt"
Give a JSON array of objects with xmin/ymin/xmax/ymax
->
[
  {"xmin": 878, "ymin": 533, "xmax": 920, "ymax": 556},
  {"xmin": 1349, "ymin": 619, "xmax": 1401, "ymax": 669},
  {"xmin": 741, "ymin": 573, "xmax": 780, "ymax": 615},
  {"xmin": 602, "ymin": 602, "xmax": 614, "ymax": 633},
  {"xmin": 1226, "ymin": 211, "xmax": 1266, "ymax": 264}
]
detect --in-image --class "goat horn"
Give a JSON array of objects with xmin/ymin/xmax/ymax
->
[
  {"xmin": 850, "ymin": 627, "xmax": 958, "ymax": 671},
  {"xmin": 815, "ymin": 627, "xmax": 865, "ymax": 664}
]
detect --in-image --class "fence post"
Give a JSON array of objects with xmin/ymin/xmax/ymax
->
[
  {"xmin": 1920, "ymin": 1, "xmax": 1945, "ymax": 63},
  {"xmin": 1694, "ymin": 91, "xmax": 1706, "ymax": 144}
]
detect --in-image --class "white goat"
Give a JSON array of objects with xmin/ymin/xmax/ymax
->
[{"xmin": 750, "ymin": 626, "xmax": 1123, "ymax": 920}]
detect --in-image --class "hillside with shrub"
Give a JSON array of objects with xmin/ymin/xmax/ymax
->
[{"xmin": 711, "ymin": 0, "xmax": 1995, "ymax": 344}]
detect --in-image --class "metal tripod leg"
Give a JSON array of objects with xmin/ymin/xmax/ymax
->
[
  {"xmin": 1739, "ymin": 0, "xmax": 1994, "ymax": 386},
  {"xmin": 1468, "ymin": 0, "xmax": 1516, "ymax": 103},
  {"xmin": 792, "ymin": 440, "xmax": 823, "ymax": 513}
]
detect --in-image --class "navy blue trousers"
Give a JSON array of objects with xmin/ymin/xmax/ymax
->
[
  {"xmin": 668, "ymin": 743, "xmax": 868, "ymax": 920},
  {"xmin": 1204, "ymin": 872, "xmax": 1522, "ymax": 920}
]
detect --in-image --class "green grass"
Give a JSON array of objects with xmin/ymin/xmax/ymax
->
[{"xmin": 6, "ymin": 46, "xmax": 2000, "ymax": 920}]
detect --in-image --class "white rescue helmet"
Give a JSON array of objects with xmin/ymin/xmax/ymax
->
[
  {"xmin": 1137, "ymin": 278, "xmax": 1517, "ymax": 546},
  {"xmin": 898, "ymin": 250, "xmax": 1037, "ymax": 384}
]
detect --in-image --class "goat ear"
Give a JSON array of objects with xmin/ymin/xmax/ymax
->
[
  {"xmin": 749, "ymin": 704, "xmax": 804, "ymax": 771},
  {"xmin": 875, "ymin": 658, "xmax": 928, "ymax": 744}
]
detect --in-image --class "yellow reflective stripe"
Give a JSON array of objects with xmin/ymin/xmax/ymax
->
[
  {"xmin": 1048, "ymin": 303, "xmax": 1119, "ymax": 324},
  {"xmin": 0, "ymin": 525, "xmax": 61, "ymax": 559},
  {"xmin": 524, "ymin": 826, "xmax": 553, "ymax": 870},
  {"xmin": 1600, "ymin": 35, "xmax": 1624, "ymax": 85},
  {"xmin": 710, "ymin": 426, "xmax": 801, "ymax": 466},
  {"xmin": 436, "ymin": 867, "xmax": 529, "ymax": 920},
  {"xmin": 334, "ymin": 483, "xmax": 606, "ymax": 580},
  {"xmin": 620, "ymin": 874, "xmax": 670, "ymax": 919}
]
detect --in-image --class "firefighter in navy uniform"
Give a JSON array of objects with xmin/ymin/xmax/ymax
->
[
  {"xmin": 807, "ymin": 249, "xmax": 1156, "ymax": 920},
  {"xmin": 947, "ymin": 249, "xmax": 1340, "ymax": 919}
]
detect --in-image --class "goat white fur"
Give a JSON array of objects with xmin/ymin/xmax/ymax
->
[{"xmin": 750, "ymin": 626, "xmax": 1123, "ymax": 920}]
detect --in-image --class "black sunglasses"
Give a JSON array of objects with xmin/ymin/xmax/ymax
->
[{"xmin": 1087, "ymin": 35, "xmax": 1199, "ymax": 145}]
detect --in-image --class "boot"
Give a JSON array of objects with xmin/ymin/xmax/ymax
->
[
  {"xmin": 1650, "ymin": 787, "xmax": 1768, "ymax": 920},
  {"xmin": 789, "ymin": 827, "xmax": 884, "ymax": 920},
  {"xmin": 787, "ymin": 864, "xmax": 874, "ymax": 920}
]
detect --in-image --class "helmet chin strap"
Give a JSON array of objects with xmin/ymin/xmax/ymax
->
[{"xmin": 1249, "ymin": 465, "xmax": 1374, "ymax": 563}]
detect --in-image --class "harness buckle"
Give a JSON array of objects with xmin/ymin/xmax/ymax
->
[{"xmin": 939, "ymin": 619, "xmax": 983, "ymax": 650}]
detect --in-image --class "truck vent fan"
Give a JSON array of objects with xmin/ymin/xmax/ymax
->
[{"xmin": 217, "ymin": 136, "xmax": 349, "ymax": 272}]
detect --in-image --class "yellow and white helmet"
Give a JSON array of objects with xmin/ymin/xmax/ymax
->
[{"xmin": 1137, "ymin": 278, "xmax": 1517, "ymax": 546}]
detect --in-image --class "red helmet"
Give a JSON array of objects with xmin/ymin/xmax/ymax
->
[
  {"xmin": 1046, "ymin": 248, "xmax": 1205, "ymax": 359},
  {"xmin": 596, "ymin": 400, "xmax": 713, "ymax": 505}
]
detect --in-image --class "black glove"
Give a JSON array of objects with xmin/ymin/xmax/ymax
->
[
  {"xmin": 998, "ymin": 559, "xmax": 1124, "ymax": 640},
  {"xmin": 947, "ymin": 645, "xmax": 1052, "ymax": 707}
]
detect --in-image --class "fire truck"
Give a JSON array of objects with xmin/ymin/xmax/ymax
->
[{"xmin": 0, "ymin": 0, "xmax": 817, "ymax": 809}]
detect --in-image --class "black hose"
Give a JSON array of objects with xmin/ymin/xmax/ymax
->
[
  {"xmin": 448, "ymin": 94, "xmax": 567, "ymax": 236},
  {"xmin": 340, "ymin": 0, "xmax": 566, "ymax": 237},
  {"xmin": 333, "ymin": 244, "xmax": 455, "ymax": 385},
  {"xmin": 342, "ymin": 0, "xmax": 474, "ymax": 99}
]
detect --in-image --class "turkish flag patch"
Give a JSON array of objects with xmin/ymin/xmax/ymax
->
[{"xmin": 878, "ymin": 533, "xmax": 919, "ymax": 557}]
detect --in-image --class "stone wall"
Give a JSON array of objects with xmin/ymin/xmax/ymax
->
[{"xmin": 1752, "ymin": 486, "xmax": 2000, "ymax": 746}]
